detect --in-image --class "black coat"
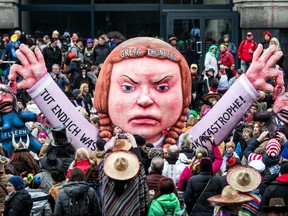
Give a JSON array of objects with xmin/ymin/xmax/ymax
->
[
  {"xmin": 92, "ymin": 43, "xmax": 111, "ymax": 65},
  {"xmin": 4, "ymin": 189, "xmax": 33, "ymax": 216},
  {"xmin": 184, "ymin": 172, "xmax": 224, "ymax": 216},
  {"xmin": 260, "ymin": 175, "xmax": 288, "ymax": 210},
  {"xmin": 42, "ymin": 45, "xmax": 62, "ymax": 72}
]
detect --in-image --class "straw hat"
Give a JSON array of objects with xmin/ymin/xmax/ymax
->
[
  {"xmin": 227, "ymin": 165, "xmax": 261, "ymax": 192},
  {"xmin": 208, "ymin": 185, "xmax": 253, "ymax": 205},
  {"xmin": 103, "ymin": 150, "xmax": 140, "ymax": 180},
  {"xmin": 202, "ymin": 92, "xmax": 221, "ymax": 101},
  {"xmin": 262, "ymin": 198, "xmax": 288, "ymax": 212},
  {"xmin": 113, "ymin": 139, "xmax": 132, "ymax": 151}
]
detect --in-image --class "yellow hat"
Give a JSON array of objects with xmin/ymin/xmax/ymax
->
[
  {"xmin": 190, "ymin": 64, "xmax": 198, "ymax": 69},
  {"xmin": 10, "ymin": 34, "xmax": 18, "ymax": 42}
]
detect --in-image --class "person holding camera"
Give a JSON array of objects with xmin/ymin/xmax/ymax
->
[{"xmin": 50, "ymin": 63, "xmax": 69, "ymax": 92}]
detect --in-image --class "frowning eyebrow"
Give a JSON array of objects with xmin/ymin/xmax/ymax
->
[
  {"xmin": 120, "ymin": 75, "xmax": 138, "ymax": 84},
  {"xmin": 153, "ymin": 75, "xmax": 173, "ymax": 84}
]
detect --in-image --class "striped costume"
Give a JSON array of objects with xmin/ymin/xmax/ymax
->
[{"xmin": 100, "ymin": 164, "xmax": 149, "ymax": 215}]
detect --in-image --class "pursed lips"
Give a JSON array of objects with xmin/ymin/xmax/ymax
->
[{"xmin": 129, "ymin": 115, "xmax": 160, "ymax": 125}]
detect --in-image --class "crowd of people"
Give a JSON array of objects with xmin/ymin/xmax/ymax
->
[{"xmin": 0, "ymin": 29, "xmax": 286, "ymax": 216}]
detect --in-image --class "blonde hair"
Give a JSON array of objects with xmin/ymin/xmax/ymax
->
[
  {"xmin": 226, "ymin": 141, "xmax": 235, "ymax": 149},
  {"xmin": 80, "ymin": 83, "xmax": 89, "ymax": 93},
  {"xmin": 269, "ymin": 37, "xmax": 281, "ymax": 51},
  {"xmin": 75, "ymin": 147, "xmax": 90, "ymax": 161}
]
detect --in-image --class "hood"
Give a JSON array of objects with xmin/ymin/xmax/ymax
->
[
  {"xmin": 156, "ymin": 193, "xmax": 179, "ymax": 208},
  {"xmin": 166, "ymin": 157, "xmax": 178, "ymax": 164},
  {"xmin": 179, "ymin": 153, "xmax": 189, "ymax": 164},
  {"xmin": 262, "ymin": 153, "xmax": 280, "ymax": 167},
  {"xmin": 277, "ymin": 174, "xmax": 288, "ymax": 183},
  {"xmin": 63, "ymin": 181, "xmax": 90, "ymax": 196}
]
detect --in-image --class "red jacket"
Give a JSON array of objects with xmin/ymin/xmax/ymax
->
[
  {"xmin": 66, "ymin": 159, "xmax": 91, "ymax": 178},
  {"xmin": 177, "ymin": 145, "xmax": 223, "ymax": 191},
  {"xmin": 219, "ymin": 49, "xmax": 234, "ymax": 67},
  {"xmin": 238, "ymin": 39, "xmax": 257, "ymax": 63}
]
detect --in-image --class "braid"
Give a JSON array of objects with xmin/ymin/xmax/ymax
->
[
  {"xmin": 98, "ymin": 112, "xmax": 113, "ymax": 141},
  {"xmin": 164, "ymin": 106, "xmax": 189, "ymax": 146}
]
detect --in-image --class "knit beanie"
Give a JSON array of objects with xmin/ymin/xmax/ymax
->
[
  {"xmin": 281, "ymin": 142, "xmax": 288, "ymax": 160},
  {"xmin": 266, "ymin": 139, "xmax": 281, "ymax": 157},
  {"xmin": 37, "ymin": 130, "xmax": 48, "ymax": 139},
  {"xmin": 8, "ymin": 176, "xmax": 25, "ymax": 190},
  {"xmin": 72, "ymin": 89, "xmax": 81, "ymax": 97},
  {"xmin": 248, "ymin": 153, "xmax": 262, "ymax": 162}
]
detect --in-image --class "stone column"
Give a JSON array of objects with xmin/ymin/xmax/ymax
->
[{"xmin": 0, "ymin": 0, "xmax": 19, "ymax": 29}]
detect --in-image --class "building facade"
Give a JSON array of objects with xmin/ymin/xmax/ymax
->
[{"xmin": 0, "ymin": 0, "xmax": 287, "ymax": 71}]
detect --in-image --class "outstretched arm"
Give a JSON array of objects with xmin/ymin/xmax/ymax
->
[
  {"xmin": 8, "ymin": 44, "xmax": 99, "ymax": 151},
  {"xmin": 187, "ymin": 43, "xmax": 285, "ymax": 148}
]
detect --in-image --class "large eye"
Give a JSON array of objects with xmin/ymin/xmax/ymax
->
[
  {"xmin": 156, "ymin": 85, "xmax": 169, "ymax": 92},
  {"xmin": 121, "ymin": 84, "xmax": 135, "ymax": 92}
]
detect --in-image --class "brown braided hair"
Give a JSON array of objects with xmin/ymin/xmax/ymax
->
[{"xmin": 94, "ymin": 37, "xmax": 191, "ymax": 147}]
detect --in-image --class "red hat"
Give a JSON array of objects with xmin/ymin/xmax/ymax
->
[
  {"xmin": 263, "ymin": 31, "xmax": 272, "ymax": 38},
  {"xmin": 248, "ymin": 153, "xmax": 262, "ymax": 162},
  {"xmin": 266, "ymin": 139, "xmax": 281, "ymax": 157},
  {"xmin": 67, "ymin": 52, "xmax": 76, "ymax": 60}
]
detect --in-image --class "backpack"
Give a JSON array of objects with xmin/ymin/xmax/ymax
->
[
  {"xmin": 30, "ymin": 195, "xmax": 50, "ymax": 216},
  {"xmin": 68, "ymin": 192, "xmax": 91, "ymax": 216},
  {"xmin": 157, "ymin": 200, "xmax": 176, "ymax": 216}
]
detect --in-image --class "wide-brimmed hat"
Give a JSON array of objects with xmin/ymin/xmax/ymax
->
[
  {"xmin": 202, "ymin": 92, "xmax": 221, "ymax": 101},
  {"xmin": 262, "ymin": 198, "xmax": 288, "ymax": 212},
  {"xmin": 113, "ymin": 139, "xmax": 132, "ymax": 151},
  {"xmin": 208, "ymin": 185, "xmax": 253, "ymax": 205},
  {"xmin": 227, "ymin": 165, "xmax": 261, "ymax": 192},
  {"xmin": 39, "ymin": 152, "xmax": 62, "ymax": 171},
  {"xmin": 103, "ymin": 150, "xmax": 140, "ymax": 180},
  {"xmin": 50, "ymin": 125, "xmax": 72, "ymax": 147}
]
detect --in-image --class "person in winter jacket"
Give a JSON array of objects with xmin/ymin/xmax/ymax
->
[
  {"xmin": 237, "ymin": 32, "xmax": 257, "ymax": 73},
  {"xmin": 260, "ymin": 162, "xmax": 288, "ymax": 209},
  {"xmin": 261, "ymin": 31, "xmax": 272, "ymax": 50},
  {"xmin": 54, "ymin": 168, "xmax": 101, "ymax": 216},
  {"xmin": 4, "ymin": 176, "xmax": 33, "ymax": 216},
  {"xmin": 178, "ymin": 140, "xmax": 222, "ymax": 191},
  {"xmin": 147, "ymin": 157, "xmax": 167, "ymax": 196},
  {"xmin": 162, "ymin": 145, "xmax": 187, "ymax": 186},
  {"xmin": 26, "ymin": 175, "xmax": 52, "ymax": 216},
  {"xmin": 42, "ymin": 38, "xmax": 62, "ymax": 72},
  {"xmin": 92, "ymin": 35, "xmax": 111, "ymax": 66},
  {"xmin": 204, "ymin": 45, "xmax": 218, "ymax": 75},
  {"xmin": 218, "ymin": 44, "xmax": 234, "ymax": 69},
  {"xmin": 220, "ymin": 141, "xmax": 240, "ymax": 175},
  {"xmin": 220, "ymin": 34, "xmax": 237, "ymax": 56},
  {"xmin": 48, "ymin": 167, "xmax": 68, "ymax": 212},
  {"xmin": 148, "ymin": 177, "xmax": 181, "ymax": 216},
  {"xmin": 184, "ymin": 157, "xmax": 224, "ymax": 216},
  {"xmin": 66, "ymin": 147, "xmax": 94, "ymax": 179}
]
